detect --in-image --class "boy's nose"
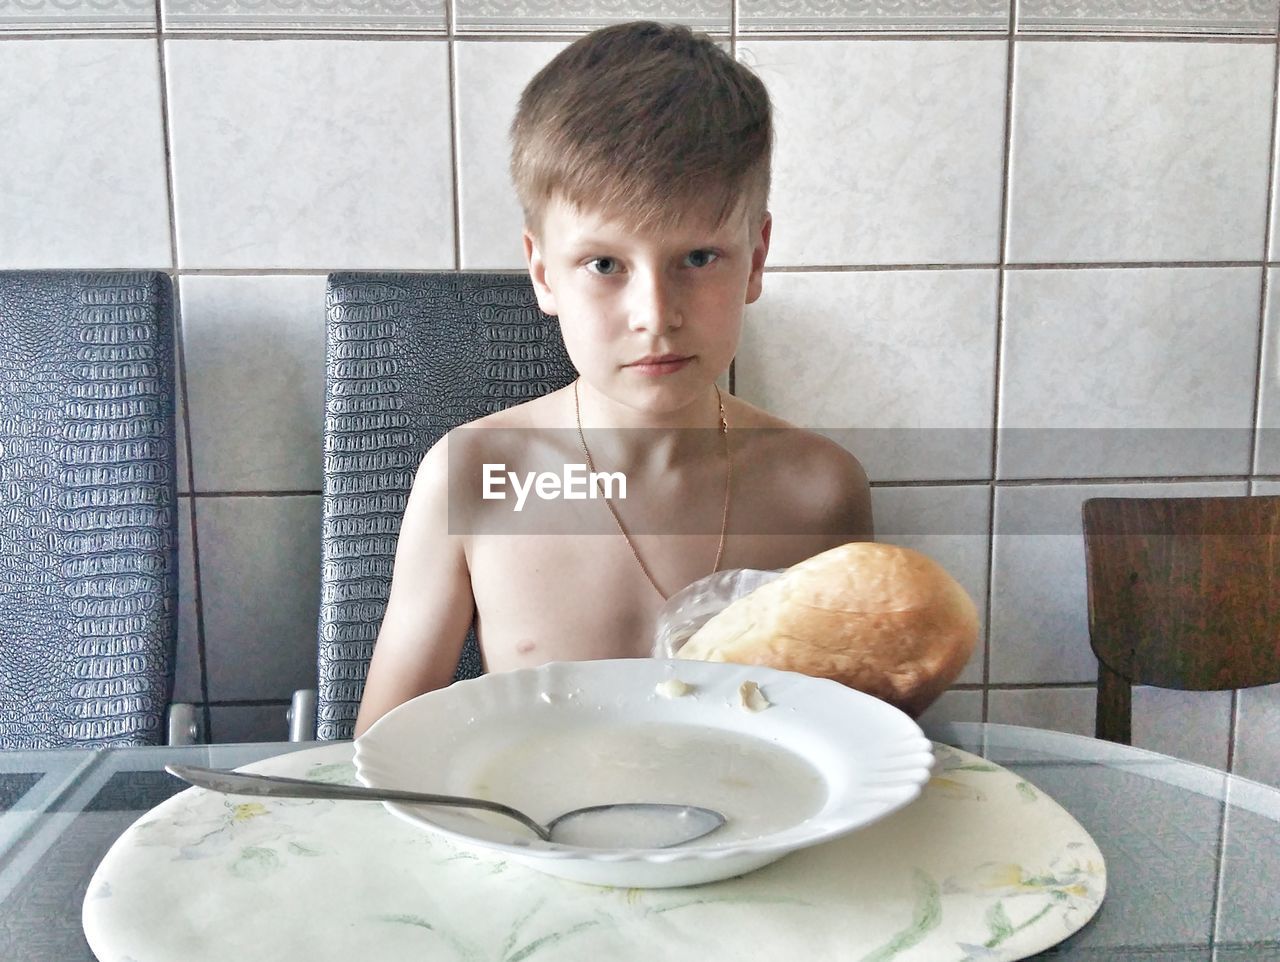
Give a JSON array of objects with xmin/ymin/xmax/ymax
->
[{"xmin": 626, "ymin": 275, "xmax": 682, "ymax": 334}]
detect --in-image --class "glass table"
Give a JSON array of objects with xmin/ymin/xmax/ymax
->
[{"xmin": 0, "ymin": 724, "xmax": 1277, "ymax": 961}]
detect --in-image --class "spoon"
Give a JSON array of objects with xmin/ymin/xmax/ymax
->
[{"xmin": 166, "ymin": 765, "xmax": 727, "ymax": 848}]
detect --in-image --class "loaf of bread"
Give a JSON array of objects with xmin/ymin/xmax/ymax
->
[{"xmin": 676, "ymin": 542, "xmax": 978, "ymax": 717}]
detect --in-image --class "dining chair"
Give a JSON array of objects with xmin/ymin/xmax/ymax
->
[
  {"xmin": 1081, "ymin": 494, "xmax": 1280, "ymax": 745},
  {"xmin": 304, "ymin": 271, "xmax": 577, "ymax": 741},
  {"xmin": 0, "ymin": 271, "xmax": 192, "ymax": 749}
]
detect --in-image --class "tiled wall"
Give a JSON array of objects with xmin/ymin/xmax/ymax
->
[{"xmin": 3, "ymin": 0, "xmax": 1279, "ymax": 784}]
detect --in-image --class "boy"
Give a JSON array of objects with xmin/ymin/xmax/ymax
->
[{"xmin": 354, "ymin": 21, "xmax": 873, "ymax": 736}]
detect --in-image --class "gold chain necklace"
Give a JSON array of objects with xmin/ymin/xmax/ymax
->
[{"xmin": 573, "ymin": 378, "xmax": 731, "ymax": 601}]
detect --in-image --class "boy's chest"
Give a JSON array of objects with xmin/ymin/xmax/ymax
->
[{"xmin": 464, "ymin": 525, "xmax": 840, "ymax": 674}]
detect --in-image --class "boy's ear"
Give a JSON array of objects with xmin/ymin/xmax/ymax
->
[
  {"xmin": 745, "ymin": 212, "xmax": 773, "ymax": 305},
  {"xmin": 523, "ymin": 228, "xmax": 559, "ymax": 316}
]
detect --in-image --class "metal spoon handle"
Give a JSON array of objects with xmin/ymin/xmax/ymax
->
[{"xmin": 166, "ymin": 764, "xmax": 550, "ymax": 840}]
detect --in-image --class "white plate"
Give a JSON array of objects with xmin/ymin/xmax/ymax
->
[{"xmin": 354, "ymin": 659, "xmax": 934, "ymax": 888}]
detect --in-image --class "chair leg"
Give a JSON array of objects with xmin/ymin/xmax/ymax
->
[
  {"xmin": 167, "ymin": 703, "xmax": 200, "ymax": 745},
  {"xmin": 1095, "ymin": 663, "xmax": 1132, "ymax": 745}
]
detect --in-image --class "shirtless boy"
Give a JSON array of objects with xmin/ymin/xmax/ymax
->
[{"xmin": 354, "ymin": 21, "xmax": 873, "ymax": 736}]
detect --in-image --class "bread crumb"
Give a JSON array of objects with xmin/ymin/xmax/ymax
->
[
  {"xmin": 738, "ymin": 681, "xmax": 771, "ymax": 712},
  {"xmin": 655, "ymin": 678, "xmax": 693, "ymax": 699}
]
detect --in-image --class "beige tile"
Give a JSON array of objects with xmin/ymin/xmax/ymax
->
[
  {"xmin": 0, "ymin": 41, "xmax": 170, "ymax": 268},
  {"xmin": 1256, "ymin": 270, "xmax": 1280, "ymax": 475},
  {"xmin": 454, "ymin": 0, "xmax": 729, "ymax": 32},
  {"xmin": 917, "ymin": 688, "xmax": 984, "ymax": 739},
  {"xmin": 174, "ymin": 498, "xmax": 203, "ymax": 704},
  {"xmin": 987, "ymin": 687, "xmax": 1095, "ymax": 736},
  {"xmin": 162, "ymin": 0, "xmax": 446, "ymax": 31},
  {"xmin": 1008, "ymin": 41, "xmax": 1272, "ymax": 263},
  {"xmin": 166, "ymin": 39, "xmax": 453, "ymax": 269},
  {"xmin": 737, "ymin": 270, "xmax": 998, "ymax": 481},
  {"xmin": 196, "ymin": 496, "xmax": 322, "ymax": 701},
  {"xmin": 1235, "ymin": 683, "xmax": 1280, "ymax": 790},
  {"xmin": 742, "ymin": 39, "xmax": 1007, "ymax": 267},
  {"xmin": 1132, "ymin": 686, "xmax": 1232, "ymax": 771},
  {"xmin": 455, "ymin": 40, "xmax": 569, "ymax": 270},
  {"xmin": 179, "ymin": 275, "xmax": 327, "ymax": 492},
  {"xmin": 209, "ymin": 703, "xmax": 292, "ymax": 743},
  {"xmin": 999, "ymin": 268, "xmax": 1260, "ymax": 479}
]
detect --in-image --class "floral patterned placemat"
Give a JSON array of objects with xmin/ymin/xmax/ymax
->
[{"xmin": 83, "ymin": 741, "xmax": 1104, "ymax": 962}]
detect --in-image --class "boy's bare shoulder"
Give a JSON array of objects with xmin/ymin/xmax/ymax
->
[{"xmin": 726, "ymin": 395, "xmax": 873, "ymax": 540}]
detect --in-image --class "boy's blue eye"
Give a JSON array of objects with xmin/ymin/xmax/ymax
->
[
  {"xmin": 685, "ymin": 250, "xmax": 718, "ymax": 268},
  {"xmin": 587, "ymin": 257, "xmax": 619, "ymax": 275}
]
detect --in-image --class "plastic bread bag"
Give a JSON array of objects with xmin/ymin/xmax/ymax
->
[{"xmin": 652, "ymin": 567, "xmax": 784, "ymax": 658}]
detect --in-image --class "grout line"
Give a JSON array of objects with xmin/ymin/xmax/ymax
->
[
  {"xmin": 3, "ymin": 27, "xmax": 1274, "ymax": 42},
  {"xmin": 447, "ymin": 8, "xmax": 462, "ymax": 271},
  {"xmin": 189, "ymin": 489, "xmax": 324, "ymax": 498},
  {"xmin": 982, "ymin": 682, "xmax": 1098, "ymax": 690},
  {"xmin": 1226, "ymin": 689, "xmax": 1240, "ymax": 771},
  {"xmin": 1248, "ymin": 40, "xmax": 1279, "ymax": 481},
  {"xmin": 164, "ymin": 261, "xmax": 1276, "ymax": 277},
  {"xmin": 155, "ymin": 10, "xmax": 214, "ymax": 744},
  {"xmin": 980, "ymin": 12, "xmax": 1019, "ymax": 725},
  {"xmin": 1231, "ymin": 36, "xmax": 1280, "ymax": 768},
  {"xmin": 765, "ymin": 260, "xmax": 1268, "ymax": 271}
]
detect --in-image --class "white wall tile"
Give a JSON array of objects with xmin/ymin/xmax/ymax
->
[
  {"xmin": 165, "ymin": 40, "xmax": 454, "ymax": 270},
  {"xmin": 1007, "ymin": 41, "xmax": 1272, "ymax": 263},
  {"xmin": 455, "ymin": 40, "xmax": 568, "ymax": 270},
  {"xmin": 162, "ymin": 0, "xmax": 447, "ymax": 32},
  {"xmin": 741, "ymin": 39, "xmax": 1007, "ymax": 267},
  {"xmin": 179, "ymin": 275, "xmax": 327, "ymax": 492},
  {"xmin": 871, "ymin": 485, "xmax": 991, "ymax": 684},
  {"xmin": 1132, "ymin": 686, "xmax": 1232, "ymax": 771},
  {"xmin": 741, "ymin": 0, "xmax": 1008, "ymax": 32},
  {"xmin": 999, "ymin": 268, "xmax": 1261, "ymax": 479},
  {"xmin": 176, "ymin": 361, "xmax": 191, "ymax": 496},
  {"xmin": 1256, "ymin": 270, "xmax": 1280, "ymax": 474},
  {"xmin": 209, "ymin": 703, "xmax": 291, "ymax": 743},
  {"xmin": 917, "ymin": 688, "xmax": 984, "ymax": 738},
  {"xmin": 0, "ymin": 41, "xmax": 170, "ymax": 269},
  {"xmin": 989, "ymin": 479, "xmax": 1246, "ymax": 685},
  {"xmin": 196, "ymin": 496, "xmax": 322, "ymax": 701},
  {"xmin": 174, "ymin": 498, "xmax": 202, "ymax": 704},
  {"xmin": 453, "ymin": 0, "xmax": 730, "ymax": 32},
  {"xmin": 737, "ymin": 270, "xmax": 998, "ymax": 481},
  {"xmin": 988, "ymin": 686, "xmax": 1095, "ymax": 736},
  {"xmin": 1235, "ymin": 683, "xmax": 1280, "ymax": 789}
]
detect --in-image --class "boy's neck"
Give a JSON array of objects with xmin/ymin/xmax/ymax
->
[{"xmin": 571, "ymin": 378, "xmax": 727, "ymax": 473}]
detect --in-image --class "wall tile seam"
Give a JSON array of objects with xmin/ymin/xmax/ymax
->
[
  {"xmin": 3, "ymin": 29, "xmax": 1277, "ymax": 42},
  {"xmin": 151, "ymin": 13, "xmax": 216, "ymax": 742},
  {"xmin": 165, "ymin": 265, "xmax": 1277, "ymax": 277},
  {"xmin": 981, "ymin": 1, "xmax": 1018, "ymax": 724}
]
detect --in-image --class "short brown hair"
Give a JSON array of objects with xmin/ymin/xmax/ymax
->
[{"xmin": 510, "ymin": 21, "xmax": 773, "ymax": 237}]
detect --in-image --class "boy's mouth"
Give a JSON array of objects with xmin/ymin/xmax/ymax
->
[{"xmin": 627, "ymin": 354, "xmax": 693, "ymax": 375}]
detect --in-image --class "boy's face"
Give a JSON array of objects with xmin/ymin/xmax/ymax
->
[{"xmin": 524, "ymin": 194, "xmax": 772, "ymax": 417}]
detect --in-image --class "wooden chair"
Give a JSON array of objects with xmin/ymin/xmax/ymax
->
[{"xmin": 1081, "ymin": 494, "xmax": 1280, "ymax": 744}]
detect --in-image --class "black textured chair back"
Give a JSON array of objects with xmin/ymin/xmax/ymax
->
[
  {"xmin": 1082, "ymin": 494, "xmax": 1280, "ymax": 744},
  {"xmin": 0, "ymin": 271, "xmax": 178, "ymax": 749},
  {"xmin": 318, "ymin": 272, "xmax": 576, "ymax": 740}
]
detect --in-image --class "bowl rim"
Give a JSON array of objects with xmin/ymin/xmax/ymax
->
[{"xmin": 353, "ymin": 659, "xmax": 936, "ymax": 865}]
